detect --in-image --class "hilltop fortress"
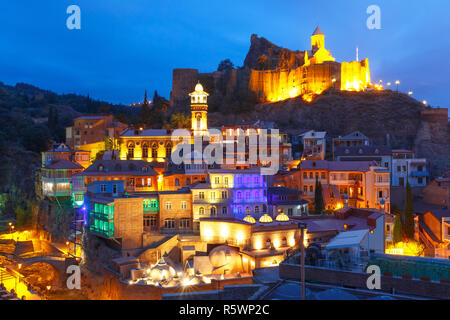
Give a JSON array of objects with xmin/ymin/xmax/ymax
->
[{"xmin": 170, "ymin": 27, "xmax": 372, "ymax": 106}]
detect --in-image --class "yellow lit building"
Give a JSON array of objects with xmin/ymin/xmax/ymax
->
[{"xmin": 249, "ymin": 26, "xmax": 372, "ymax": 103}]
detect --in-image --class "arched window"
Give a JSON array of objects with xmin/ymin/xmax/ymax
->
[
  {"xmin": 151, "ymin": 143, "xmax": 158, "ymax": 158},
  {"xmin": 165, "ymin": 143, "xmax": 172, "ymax": 158},
  {"xmin": 164, "ymin": 218, "xmax": 176, "ymax": 229},
  {"xmin": 266, "ymin": 239, "xmax": 271, "ymax": 248},
  {"xmin": 199, "ymin": 207, "xmax": 205, "ymax": 215},
  {"xmin": 245, "ymin": 206, "xmax": 251, "ymax": 215},
  {"xmin": 262, "ymin": 204, "xmax": 267, "ymax": 213},
  {"xmin": 222, "ymin": 207, "xmax": 228, "ymax": 215},
  {"xmin": 210, "ymin": 207, "xmax": 216, "ymax": 216},
  {"xmin": 128, "ymin": 142, "xmax": 135, "ymax": 158},
  {"xmin": 186, "ymin": 178, "xmax": 191, "ymax": 185},
  {"xmin": 254, "ymin": 206, "xmax": 259, "ymax": 214},
  {"xmin": 175, "ymin": 178, "xmax": 180, "ymax": 186},
  {"xmin": 142, "ymin": 143, "xmax": 149, "ymax": 158}
]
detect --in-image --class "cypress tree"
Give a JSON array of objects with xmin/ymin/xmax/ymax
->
[
  {"xmin": 403, "ymin": 181, "xmax": 415, "ymax": 239},
  {"xmin": 393, "ymin": 213, "xmax": 403, "ymax": 243},
  {"xmin": 314, "ymin": 178, "xmax": 324, "ymax": 215}
]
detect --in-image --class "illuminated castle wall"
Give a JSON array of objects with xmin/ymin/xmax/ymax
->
[{"xmin": 249, "ymin": 27, "xmax": 371, "ymax": 102}]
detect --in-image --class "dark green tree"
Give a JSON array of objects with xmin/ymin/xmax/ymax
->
[
  {"xmin": 403, "ymin": 181, "xmax": 415, "ymax": 239},
  {"xmin": 218, "ymin": 59, "xmax": 234, "ymax": 72},
  {"xmin": 393, "ymin": 213, "xmax": 403, "ymax": 243},
  {"xmin": 314, "ymin": 178, "xmax": 325, "ymax": 215}
]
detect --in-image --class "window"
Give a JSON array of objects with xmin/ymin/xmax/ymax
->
[
  {"xmin": 237, "ymin": 191, "xmax": 242, "ymax": 200},
  {"xmin": 386, "ymin": 225, "xmax": 391, "ymax": 232},
  {"xmin": 245, "ymin": 191, "xmax": 250, "ymax": 200},
  {"xmin": 309, "ymin": 172, "xmax": 313, "ymax": 179},
  {"xmin": 224, "ymin": 177, "xmax": 229, "ymax": 186},
  {"xmin": 215, "ymin": 177, "xmax": 220, "ymax": 184},
  {"xmin": 397, "ymin": 166, "xmax": 401, "ymax": 172},
  {"xmin": 199, "ymin": 207, "xmax": 205, "ymax": 215},
  {"xmin": 321, "ymin": 172, "xmax": 325, "ymax": 179},
  {"xmin": 199, "ymin": 192, "xmax": 205, "ymax": 199},
  {"xmin": 112, "ymin": 184, "xmax": 117, "ymax": 194},
  {"xmin": 418, "ymin": 177, "xmax": 423, "ymax": 184},
  {"xmin": 210, "ymin": 207, "xmax": 217, "ymax": 216},
  {"xmin": 165, "ymin": 143, "xmax": 172, "ymax": 157},
  {"xmin": 179, "ymin": 218, "xmax": 190, "ymax": 229},
  {"xmin": 303, "ymin": 172, "xmax": 307, "ymax": 179},
  {"xmin": 186, "ymin": 178, "xmax": 191, "ymax": 185},
  {"xmin": 100, "ymin": 184, "xmax": 106, "ymax": 192},
  {"xmin": 165, "ymin": 201, "xmax": 172, "ymax": 210},
  {"xmin": 142, "ymin": 143, "xmax": 149, "ymax": 158},
  {"xmin": 288, "ymin": 208, "xmax": 293, "ymax": 216},
  {"xmin": 222, "ymin": 207, "xmax": 228, "ymax": 215},
  {"xmin": 303, "ymin": 186, "xmax": 308, "ymax": 193},
  {"xmin": 128, "ymin": 143, "xmax": 135, "ymax": 158},
  {"xmin": 245, "ymin": 206, "xmax": 251, "ymax": 214},
  {"xmin": 164, "ymin": 218, "xmax": 176, "ymax": 229},
  {"xmin": 175, "ymin": 178, "xmax": 180, "ymax": 186},
  {"xmin": 378, "ymin": 191, "xmax": 383, "ymax": 198},
  {"xmin": 152, "ymin": 143, "xmax": 158, "ymax": 158},
  {"xmin": 210, "ymin": 192, "xmax": 216, "ymax": 200},
  {"xmin": 147, "ymin": 178, "xmax": 152, "ymax": 187},
  {"xmin": 309, "ymin": 186, "xmax": 313, "ymax": 192},
  {"xmin": 181, "ymin": 201, "xmax": 187, "ymax": 210},
  {"xmin": 222, "ymin": 191, "xmax": 228, "ymax": 199},
  {"xmin": 254, "ymin": 206, "xmax": 259, "ymax": 214}
]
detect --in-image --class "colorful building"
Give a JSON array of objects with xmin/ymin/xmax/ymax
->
[{"xmin": 391, "ymin": 150, "xmax": 428, "ymax": 187}]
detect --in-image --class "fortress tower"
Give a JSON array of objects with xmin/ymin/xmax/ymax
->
[{"xmin": 189, "ymin": 82, "xmax": 209, "ymax": 135}]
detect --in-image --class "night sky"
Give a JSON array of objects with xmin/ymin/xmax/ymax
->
[{"xmin": 1, "ymin": 0, "xmax": 449, "ymax": 108}]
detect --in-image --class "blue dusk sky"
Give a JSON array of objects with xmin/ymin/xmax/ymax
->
[{"xmin": 0, "ymin": 0, "xmax": 449, "ymax": 108}]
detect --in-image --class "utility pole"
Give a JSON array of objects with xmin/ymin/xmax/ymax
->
[{"xmin": 298, "ymin": 223, "xmax": 307, "ymax": 300}]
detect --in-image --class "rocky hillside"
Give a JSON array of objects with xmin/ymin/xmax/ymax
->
[{"xmin": 208, "ymin": 88, "xmax": 449, "ymax": 177}]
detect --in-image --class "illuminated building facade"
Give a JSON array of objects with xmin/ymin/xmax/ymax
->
[
  {"xmin": 72, "ymin": 160, "xmax": 159, "ymax": 207},
  {"xmin": 41, "ymin": 144, "xmax": 84, "ymax": 198},
  {"xmin": 332, "ymin": 131, "xmax": 370, "ymax": 157},
  {"xmin": 297, "ymin": 160, "xmax": 390, "ymax": 212},
  {"xmin": 191, "ymin": 168, "xmax": 270, "ymax": 231},
  {"xmin": 391, "ymin": 149, "xmax": 428, "ymax": 187},
  {"xmin": 249, "ymin": 27, "xmax": 372, "ymax": 103},
  {"xmin": 299, "ymin": 130, "xmax": 327, "ymax": 160}
]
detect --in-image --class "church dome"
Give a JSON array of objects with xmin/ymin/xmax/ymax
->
[
  {"xmin": 243, "ymin": 215, "xmax": 256, "ymax": 224},
  {"xmin": 275, "ymin": 212, "xmax": 290, "ymax": 222},
  {"xmin": 259, "ymin": 214, "xmax": 273, "ymax": 223}
]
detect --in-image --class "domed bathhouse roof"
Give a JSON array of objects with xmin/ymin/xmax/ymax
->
[
  {"xmin": 243, "ymin": 214, "xmax": 256, "ymax": 224},
  {"xmin": 195, "ymin": 82, "xmax": 204, "ymax": 92},
  {"xmin": 148, "ymin": 256, "xmax": 176, "ymax": 281},
  {"xmin": 259, "ymin": 214, "xmax": 273, "ymax": 223},
  {"xmin": 275, "ymin": 212, "xmax": 290, "ymax": 222}
]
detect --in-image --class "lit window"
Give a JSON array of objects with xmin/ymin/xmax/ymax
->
[
  {"xmin": 181, "ymin": 201, "xmax": 187, "ymax": 210},
  {"xmin": 165, "ymin": 202, "xmax": 172, "ymax": 210}
]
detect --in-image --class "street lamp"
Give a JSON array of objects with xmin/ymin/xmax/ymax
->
[
  {"xmin": 387, "ymin": 82, "xmax": 391, "ymax": 87},
  {"xmin": 380, "ymin": 199, "xmax": 386, "ymax": 213},
  {"xmin": 422, "ymin": 100, "xmax": 427, "ymax": 106},
  {"xmin": 395, "ymin": 80, "xmax": 400, "ymax": 92},
  {"xmin": 408, "ymin": 91, "xmax": 413, "ymax": 96},
  {"xmin": 298, "ymin": 222, "xmax": 307, "ymax": 301}
]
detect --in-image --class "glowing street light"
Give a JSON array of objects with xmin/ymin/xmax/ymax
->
[
  {"xmin": 423, "ymin": 100, "xmax": 427, "ymax": 105},
  {"xmin": 395, "ymin": 80, "xmax": 400, "ymax": 92},
  {"xmin": 408, "ymin": 91, "xmax": 413, "ymax": 95},
  {"xmin": 387, "ymin": 82, "xmax": 391, "ymax": 86}
]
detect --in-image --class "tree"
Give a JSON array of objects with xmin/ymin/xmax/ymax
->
[
  {"xmin": 314, "ymin": 178, "xmax": 324, "ymax": 215},
  {"xmin": 393, "ymin": 213, "xmax": 403, "ymax": 243},
  {"xmin": 170, "ymin": 113, "xmax": 191, "ymax": 129},
  {"xmin": 218, "ymin": 59, "xmax": 234, "ymax": 72},
  {"xmin": 403, "ymin": 181, "xmax": 415, "ymax": 239}
]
